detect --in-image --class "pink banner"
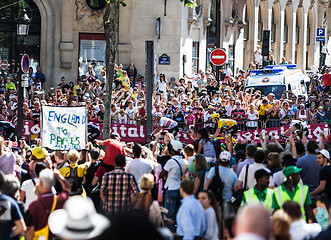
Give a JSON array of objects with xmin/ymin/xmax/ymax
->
[{"xmin": 23, "ymin": 121, "xmax": 329, "ymax": 144}]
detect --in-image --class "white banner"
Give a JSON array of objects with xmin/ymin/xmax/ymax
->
[{"xmin": 41, "ymin": 106, "xmax": 87, "ymax": 150}]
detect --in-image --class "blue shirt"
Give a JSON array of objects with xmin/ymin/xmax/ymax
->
[
  {"xmin": 176, "ymin": 195, "xmax": 206, "ymax": 240},
  {"xmin": 0, "ymin": 194, "xmax": 23, "ymax": 240},
  {"xmin": 35, "ymin": 72, "xmax": 46, "ymax": 84},
  {"xmin": 208, "ymin": 165, "xmax": 238, "ymax": 201},
  {"xmin": 297, "ymin": 154, "xmax": 322, "ymax": 192},
  {"xmin": 236, "ymin": 158, "xmax": 254, "ymax": 176},
  {"xmin": 199, "ymin": 139, "xmax": 216, "ymax": 158}
]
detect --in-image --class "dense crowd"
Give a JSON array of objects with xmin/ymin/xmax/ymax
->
[{"xmin": 0, "ymin": 59, "xmax": 331, "ymax": 240}]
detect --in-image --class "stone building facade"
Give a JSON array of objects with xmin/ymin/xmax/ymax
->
[
  {"xmin": 223, "ymin": 0, "xmax": 330, "ymax": 74},
  {"xmin": 2, "ymin": 0, "xmax": 330, "ymax": 87},
  {"xmin": 28, "ymin": 0, "xmax": 212, "ymax": 87}
]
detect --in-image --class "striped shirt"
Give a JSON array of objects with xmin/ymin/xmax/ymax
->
[{"xmin": 101, "ymin": 168, "xmax": 139, "ymax": 214}]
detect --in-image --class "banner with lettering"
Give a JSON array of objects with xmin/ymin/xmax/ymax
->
[
  {"xmin": 24, "ymin": 121, "xmax": 329, "ymax": 145},
  {"xmin": 41, "ymin": 106, "xmax": 87, "ymax": 150}
]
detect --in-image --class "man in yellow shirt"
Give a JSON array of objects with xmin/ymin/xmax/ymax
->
[
  {"xmin": 212, "ymin": 113, "xmax": 238, "ymax": 138},
  {"xmin": 258, "ymin": 99, "xmax": 271, "ymax": 128},
  {"xmin": 118, "ymin": 70, "xmax": 130, "ymax": 91}
]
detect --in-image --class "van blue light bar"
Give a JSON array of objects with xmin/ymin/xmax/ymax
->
[
  {"xmin": 266, "ymin": 64, "xmax": 298, "ymax": 69},
  {"xmin": 251, "ymin": 69, "xmax": 284, "ymax": 74}
]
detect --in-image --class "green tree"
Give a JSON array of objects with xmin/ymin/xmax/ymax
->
[{"xmin": 103, "ymin": 0, "xmax": 194, "ymax": 139}]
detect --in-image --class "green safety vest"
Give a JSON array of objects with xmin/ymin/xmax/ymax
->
[
  {"xmin": 274, "ymin": 183, "xmax": 308, "ymax": 219},
  {"xmin": 244, "ymin": 188, "xmax": 273, "ymax": 210}
]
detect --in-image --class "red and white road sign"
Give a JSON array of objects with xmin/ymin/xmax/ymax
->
[
  {"xmin": 210, "ymin": 48, "xmax": 227, "ymax": 66},
  {"xmin": 1, "ymin": 60, "xmax": 8, "ymax": 70}
]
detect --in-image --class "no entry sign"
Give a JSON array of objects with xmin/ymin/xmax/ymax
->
[
  {"xmin": 210, "ymin": 48, "xmax": 227, "ymax": 66},
  {"xmin": 1, "ymin": 60, "xmax": 8, "ymax": 70},
  {"xmin": 21, "ymin": 54, "xmax": 30, "ymax": 73}
]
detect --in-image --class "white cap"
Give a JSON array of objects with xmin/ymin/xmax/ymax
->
[
  {"xmin": 219, "ymin": 151, "xmax": 231, "ymax": 162},
  {"xmin": 169, "ymin": 140, "xmax": 183, "ymax": 152},
  {"xmin": 154, "ymin": 112, "xmax": 162, "ymax": 118},
  {"xmin": 316, "ymin": 149, "xmax": 330, "ymax": 160}
]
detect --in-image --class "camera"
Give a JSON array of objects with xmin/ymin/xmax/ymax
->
[
  {"xmin": 161, "ymin": 131, "xmax": 166, "ymax": 136},
  {"xmin": 256, "ymin": 134, "xmax": 260, "ymax": 138}
]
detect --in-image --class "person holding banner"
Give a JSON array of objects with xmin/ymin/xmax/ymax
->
[
  {"xmin": 94, "ymin": 133, "xmax": 126, "ymax": 185},
  {"xmin": 59, "ymin": 149, "xmax": 91, "ymax": 196}
]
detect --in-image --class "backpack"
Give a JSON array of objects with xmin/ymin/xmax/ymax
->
[
  {"xmin": 65, "ymin": 167, "xmax": 83, "ymax": 196},
  {"xmin": 208, "ymin": 165, "xmax": 224, "ymax": 204}
]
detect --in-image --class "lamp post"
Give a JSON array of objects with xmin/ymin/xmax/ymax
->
[{"xmin": 16, "ymin": 9, "xmax": 30, "ymax": 140}]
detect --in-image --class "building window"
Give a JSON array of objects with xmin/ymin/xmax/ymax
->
[
  {"xmin": 243, "ymin": 5, "xmax": 249, "ymax": 41},
  {"xmin": 228, "ymin": 45, "xmax": 234, "ymax": 73},
  {"xmin": 257, "ymin": 8, "xmax": 262, "ymax": 42},
  {"xmin": 296, "ymin": 27, "xmax": 299, "ymax": 44},
  {"xmin": 271, "ymin": 24, "xmax": 276, "ymax": 43},
  {"xmin": 0, "ymin": 2, "xmax": 41, "ymax": 74},
  {"xmin": 192, "ymin": 41, "xmax": 199, "ymax": 74},
  {"xmin": 284, "ymin": 12, "xmax": 288, "ymax": 43},
  {"xmin": 79, "ymin": 33, "xmax": 106, "ymax": 79},
  {"xmin": 271, "ymin": 10, "xmax": 275, "ymax": 43},
  {"xmin": 86, "ymin": 0, "xmax": 106, "ymax": 10},
  {"xmin": 283, "ymin": 26, "xmax": 288, "ymax": 43},
  {"xmin": 307, "ymin": 27, "xmax": 310, "ymax": 45}
]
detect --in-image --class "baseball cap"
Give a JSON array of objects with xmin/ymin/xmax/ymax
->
[
  {"xmin": 219, "ymin": 151, "xmax": 231, "ymax": 162},
  {"xmin": 32, "ymin": 147, "xmax": 45, "ymax": 160},
  {"xmin": 110, "ymin": 133, "xmax": 121, "ymax": 140},
  {"xmin": 169, "ymin": 140, "xmax": 183, "ymax": 152},
  {"xmin": 283, "ymin": 166, "xmax": 302, "ymax": 177},
  {"xmin": 316, "ymin": 149, "xmax": 330, "ymax": 160}
]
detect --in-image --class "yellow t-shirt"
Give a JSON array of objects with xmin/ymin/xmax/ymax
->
[
  {"xmin": 217, "ymin": 119, "xmax": 237, "ymax": 129},
  {"xmin": 59, "ymin": 163, "xmax": 87, "ymax": 178},
  {"xmin": 258, "ymin": 104, "xmax": 271, "ymax": 116},
  {"xmin": 118, "ymin": 76, "xmax": 130, "ymax": 90}
]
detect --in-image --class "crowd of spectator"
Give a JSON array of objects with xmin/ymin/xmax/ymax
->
[
  {"xmin": 1, "ymin": 60, "xmax": 330, "ymax": 137},
  {"xmin": 0, "ymin": 60, "xmax": 331, "ymax": 240}
]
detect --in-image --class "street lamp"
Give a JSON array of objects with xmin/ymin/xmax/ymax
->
[
  {"xmin": 17, "ymin": 9, "xmax": 30, "ymax": 36},
  {"xmin": 16, "ymin": 8, "xmax": 30, "ymax": 140}
]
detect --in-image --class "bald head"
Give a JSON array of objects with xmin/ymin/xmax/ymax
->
[{"xmin": 235, "ymin": 205, "xmax": 271, "ymax": 239}]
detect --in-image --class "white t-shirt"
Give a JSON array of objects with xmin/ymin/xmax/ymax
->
[
  {"xmin": 118, "ymin": 113, "xmax": 128, "ymax": 124},
  {"xmin": 158, "ymin": 81, "xmax": 167, "ymax": 93},
  {"xmin": 159, "ymin": 117, "xmax": 178, "ymax": 129},
  {"xmin": 290, "ymin": 220, "xmax": 321, "ymax": 240},
  {"xmin": 204, "ymin": 112, "xmax": 214, "ymax": 128},
  {"xmin": 246, "ymin": 110, "xmax": 258, "ymax": 127},
  {"xmin": 21, "ymin": 178, "xmax": 56, "ymax": 207},
  {"xmin": 125, "ymin": 107, "xmax": 138, "ymax": 124},
  {"xmin": 254, "ymin": 49, "xmax": 262, "ymax": 64},
  {"xmin": 272, "ymin": 170, "xmax": 285, "ymax": 187},
  {"xmin": 225, "ymin": 104, "xmax": 234, "ymax": 117},
  {"xmin": 238, "ymin": 163, "xmax": 272, "ymax": 189},
  {"xmin": 322, "ymin": 44, "xmax": 328, "ymax": 54},
  {"xmin": 163, "ymin": 156, "xmax": 186, "ymax": 190},
  {"xmin": 126, "ymin": 158, "xmax": 155, "ymax": 187}
]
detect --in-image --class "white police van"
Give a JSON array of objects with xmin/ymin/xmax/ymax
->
[{"xmin": 244, "ymin": 65, "xmax": 308, "ymax": 99}]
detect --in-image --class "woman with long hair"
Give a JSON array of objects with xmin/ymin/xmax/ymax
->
[
  {"xmin": 135, "ymin": 173, "xmax": 167, "ymax": 227},
  {"xmin": 197, "ymin": 128, "xmax": 216, "ymax": 163},
  {"xmin": 156, "ymin": 73, "xmax": 169, "ymax": 95},
  {"xmin": 272, "ymin": 210, "xmax": 291, "ymax": 240},
  {"xmin": 198, "ymin": 190, "xmax": 220, "ymax": 240},
  {"xmin": 192, "ymin": 154, "xmax": 208, "ymax": 194}
]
